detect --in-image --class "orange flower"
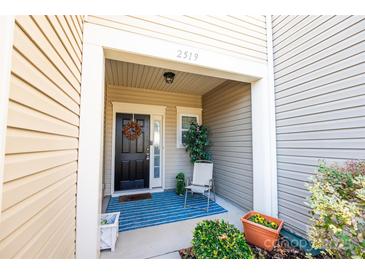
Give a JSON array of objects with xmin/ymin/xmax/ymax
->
[{"xmin": 218, "ymin": 234, "xmax": 228, "ymax": 240}]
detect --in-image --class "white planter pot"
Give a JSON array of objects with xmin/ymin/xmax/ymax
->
[{"xmin": 100, "ymin": 212, "xmax": 120, "ymax": 252}]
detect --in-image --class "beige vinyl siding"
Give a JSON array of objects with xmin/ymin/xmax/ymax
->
[
  {"xmin": 104, "ymin": 86, "xmax": 202, "ymax": 195},
  {"xmin": 86, "ymin": 15, "xmax": 267, "ymax": 63},
  {"xmin": 272, "ymin": 15, "xmax": 365, "ymax": 237},
  {"xmin": 203, "ymin": 82, "xmax": 253, "ymax": 210},
  {"xmin": 0, "ymin": 15, "xmax": 84, "ymax": 258}
]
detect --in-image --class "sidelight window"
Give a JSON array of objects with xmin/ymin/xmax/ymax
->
[{"xmin": 153, "ymin": 120, "xmax": 161, "ymax": 179}]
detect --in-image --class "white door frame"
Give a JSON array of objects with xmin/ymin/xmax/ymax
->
[
  {"xmin": 110, "ymin": 101, "xmax": 166, "ymax": 196},
  {"xmin": 76, "ymin": 19, "xmax": 277, "ymax": 258}
]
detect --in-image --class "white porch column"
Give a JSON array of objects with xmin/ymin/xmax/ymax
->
[
  {"xmin": 250, "ymin": 15, "xmax": 278, "ymax": 217},
  {"xmin": 76, "ymin": 43, "xmax": 105, "ymax": 258}
]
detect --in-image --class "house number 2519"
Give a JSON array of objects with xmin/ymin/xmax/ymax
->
[{"xmin": 176, "ymin": 50, "xmax": 199, "ymax": 61}]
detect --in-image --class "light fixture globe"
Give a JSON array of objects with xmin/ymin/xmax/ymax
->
[{"xmin": 163, "ymin": 72, "xmax": 175, "ymax": 84}]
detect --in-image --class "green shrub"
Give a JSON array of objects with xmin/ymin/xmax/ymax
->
[
  {"xmin": 307, "ymin": 160, "xmax": 365, "ymax": 258},
  {"xmin": 192, "ymin": 219, "xmax": 253, "ymax": 259},
  {"xmin": 176, "ymin": 172, "xmax": 185, "ymax": 196},
  {"xmin": 183, "ymin": 122, "xmax": 210, "ymax": 163}
]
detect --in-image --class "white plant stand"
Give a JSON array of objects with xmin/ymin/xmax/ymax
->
[{"xmin": 100, "ymin": 212, "xmax": 120, "ymax": 252}]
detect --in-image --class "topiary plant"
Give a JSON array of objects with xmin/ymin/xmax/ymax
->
[
  {"xmin": 307, "ymin": 160, "xmax": 365, "ymax": 258},
  {"xmin": 183, "ymin": 122, "xmax": 210, "ymax": 163},
  {"xmin": 192, "ymin": 219, "xmax": 253, "ymax": 259},
  {"xmin": 176, "ymin": 172, "xmax": 185, "ymax": 196}
]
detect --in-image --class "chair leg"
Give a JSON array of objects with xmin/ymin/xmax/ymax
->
[
  {"xmin": 206, "ymin": 190, "xmax": 210, "ymax": 212},
  {"xmin": 184, "ymin": 189, "xmax": 188, "ymax": 208},
  {"xmin": 212, "ymin": 183, "xmax": 216, "ymax": 202}
]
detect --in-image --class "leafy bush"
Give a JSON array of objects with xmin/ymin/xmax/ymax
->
[
  {"xmin": 176, "ymin": 172, "xmax": 185, "ymax": 196},
  {"xmin": 248, "ymin": 213, "xmax": 278, "ymax": 230},
  {"xmin": 307, "ymin": 160, "xmax": 365, "ymax": 258},
  {"xmin": 192, "ymin": 219, "xmax": 253, "ymax": 259},
  {"xmin": 183, "ymin": 122, "xmax": 210, "ymax": 163}
]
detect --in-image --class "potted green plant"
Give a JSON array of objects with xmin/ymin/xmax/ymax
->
[
  {"xmin": 241, "ymin": 211, "xmax": 284, "ymax": 251},
  {"xmin": 176, "ymin": 172, "xmax": 185, "ymax": 196}
]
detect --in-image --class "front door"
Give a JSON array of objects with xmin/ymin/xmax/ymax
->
[{"xmin": 115, "ymin": 113, "xmax": 150, "ymax": 191}]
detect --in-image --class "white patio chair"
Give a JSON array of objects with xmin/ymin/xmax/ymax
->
[{"xmin": 184, "ymin": 160, "xmax": 216, "ymax": 212}]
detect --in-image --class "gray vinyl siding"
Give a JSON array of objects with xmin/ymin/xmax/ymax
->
[
  {"xmin": 203, "ymin": 82, "xmax": 253, "ymax": 211},
  {"xmin": 272, "ymin": 15, "xmax": 365, "ymax": 237}
]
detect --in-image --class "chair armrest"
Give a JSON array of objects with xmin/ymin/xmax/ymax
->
[{"xmin": 186, "ymin": 177, "xmax": 192, "ymax": 187}]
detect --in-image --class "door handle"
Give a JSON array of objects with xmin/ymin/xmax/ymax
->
[{"xmin": 146, "ymin": 146, "xmax": 150, "ymax": 160}]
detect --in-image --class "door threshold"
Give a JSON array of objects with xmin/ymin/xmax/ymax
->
[{"xmin": 112, "ymin": 188, "xmax": 164, "ymax": 197}]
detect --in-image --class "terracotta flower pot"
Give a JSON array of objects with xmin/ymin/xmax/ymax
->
[{"xmin": 241, "ymin": 211, "xmax": 284, "ymax": 251}]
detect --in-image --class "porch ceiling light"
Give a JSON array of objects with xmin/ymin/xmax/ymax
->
[{"xmin": 163, "ymin": 72, "xmax": 175, "ymax": 84}]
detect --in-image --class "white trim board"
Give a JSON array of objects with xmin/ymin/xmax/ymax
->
[
  {"xmin": 112, "ymin": 102, "xmax": 167, "ymax": 115},
  {"xmin": 76, "ymin": 44, "xmax": 105, "ymax": 259},
  {"xmin": 110, "ymin": 102, "xmax": 167, "ymax": 195},
  {"xmin": 265, "ymin": 15, "xmax": 278, "ymax": 218},
  {"xmin": 176, "ymin": 106, "xmax": 202, "ymax": 149},
  {"xmin": 111, "ymin": 187, "xmax": 164, "ymax": 198}
]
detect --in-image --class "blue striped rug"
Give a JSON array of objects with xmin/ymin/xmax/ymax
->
[{"xmin": 106, "ymin": 191, "xmax": 227, "ymax": 232}]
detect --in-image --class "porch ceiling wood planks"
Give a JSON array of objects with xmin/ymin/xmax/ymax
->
[{"xmin": 105, "ymin": 59, "xmax": 228, "ymax": 96}]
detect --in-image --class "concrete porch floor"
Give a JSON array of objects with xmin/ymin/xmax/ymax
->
[{"xmin": 100, "ymin": 195, "xmax": 247, "ymax": 259}]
